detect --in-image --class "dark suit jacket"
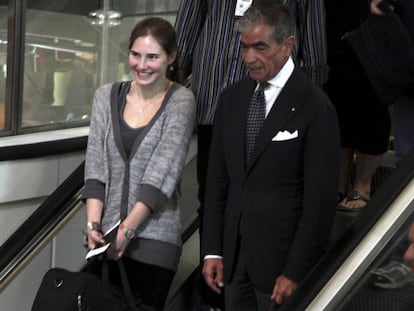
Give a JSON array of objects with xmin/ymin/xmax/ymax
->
[{"xmin": 201, "ymin": 67, "xmax": 340, "ymax": 292}]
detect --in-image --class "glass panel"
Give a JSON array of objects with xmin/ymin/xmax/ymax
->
[
  {"xmin": 93, "ymin": 0, "xmax": 182, "ymax": 93},
  {"xmin": 23, "ymin": 2, "xmax": 100, "ymax": 127},
  {"xmin": 0, "ymin": 4, "xmax": 7, "ymax": 129},
  {"xmin": 335, "ymin": 210, "xmax": 414, "ymax": 311},
  {"xmin": 22, "ymin": 0, "xmax": 181, "ymax": 128}
]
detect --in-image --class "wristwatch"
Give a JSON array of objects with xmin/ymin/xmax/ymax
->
[
  {"xmin": 119, "ymin": 223, "xmax": 135, "ymax": 240},
  {"xmin": 86, "ymin": 221, "xmax": 101, "ymax": 232}
]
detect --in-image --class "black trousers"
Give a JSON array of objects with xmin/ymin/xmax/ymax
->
[{"xmin": 225, "ymin": 238, "xmax": 278, "ymax": 311}]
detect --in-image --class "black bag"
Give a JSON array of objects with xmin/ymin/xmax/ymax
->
[
  {"xmin": 344, "ymin": 0, "xmax": 414, "ymax": 105},
  {"xmin": 31, "ymin": 163, "xmax": 156, "ymax": 311},
  {"xmin": 31, "ymin": 258, "xmax": 153, "ymax": 311}
]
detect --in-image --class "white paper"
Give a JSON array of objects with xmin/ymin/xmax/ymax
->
[
  {"xmin": 85, "ymin": 243, "xmax": 111, "ymax": 260},
  {"xmin": 85, "ymin": 220, "xmax": 121, "ymax": 259}
]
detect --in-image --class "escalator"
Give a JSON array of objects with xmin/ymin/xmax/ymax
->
[
  {"xmin": 0, "ymin": 155, "xmax": 201, "ymax": 310},
  {"xmin": 281, "ymin": 149, "xmax": 414, "ymax": 310},
  {"xmin": 2, "ymin": 144, "xmax": 414, "ymax": 310}
]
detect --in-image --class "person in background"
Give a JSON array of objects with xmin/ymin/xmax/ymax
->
[
  {"xmin": 324, "ymin": 0, "xmax": 391, "ymax": 212},
  {"xmin": 367, "ymin": 0, "xmax": 414, "ymax": 291},
  {"xmin": 174, "ymin": 0, "xmax": 328, "ymax": 309},
  {"xmin": 399, "ymin": 222, "xmax": 414, "ymax": 310},
  {"xmin": 404, "ymin": 223, "xmax": 414, "ymax": 274},
  {"xmin": 369, "ymin": 0, "xmax": 414, "ymax": 165},
  {"xmin": 201, "ymin": 3, "xmax": 340, "ymax": 310},
  {"xmin": 82, "ymin": 17, "xmax": 196, "ymax": 311}
]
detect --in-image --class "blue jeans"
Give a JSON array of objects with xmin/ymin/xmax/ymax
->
[{"xmin": 389, "ymin": 96, "xmax": 414, "ymax": 162}]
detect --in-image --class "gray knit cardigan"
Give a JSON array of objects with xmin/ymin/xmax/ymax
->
[{"xmin": 85, "ymin": 81, "xmax": 196, "ymax": 247}]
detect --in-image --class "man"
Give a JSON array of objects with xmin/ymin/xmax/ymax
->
[
  {"xmin": 201, "ymin": 3, "xmax": 340, "ymax": 310},
  {"xmin": 175, "ymin": 1, "xmax": 328, "ymax": 308}
]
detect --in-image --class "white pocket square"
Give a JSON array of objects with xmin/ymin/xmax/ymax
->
[{"xmin": 272, "ymin": 130, "xmax": 298, "ymax": 141}]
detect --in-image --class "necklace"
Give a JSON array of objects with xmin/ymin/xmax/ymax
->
[{"xmin": 133, "ymin": 81, "xmax": 170, "ymax": 115}]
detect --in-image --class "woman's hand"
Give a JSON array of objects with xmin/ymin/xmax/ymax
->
[
  {"xmin": 107, "ymin": 229, "xmax": 130, "ymax": 260},
  {"xmin": 87, "ymin": 229, "xmax": 105, "ymax": 250}
]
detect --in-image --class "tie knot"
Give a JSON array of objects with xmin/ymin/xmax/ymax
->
[{"xmin": 257, "ymin": 82, "xmax": 269, "ymax": 92}]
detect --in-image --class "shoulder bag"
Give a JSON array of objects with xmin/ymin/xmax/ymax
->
[{"xmin": 31, "ymin": 256, "xmax": 155, "ymax": 311}]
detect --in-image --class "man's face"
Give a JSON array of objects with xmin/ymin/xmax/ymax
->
[
  {"xmin": 240, "ymin": 23, "xmax": 294, "ymax": 82},
  {"xmin": 403, "ymin": 223, "xmax": 414, "ymax": 271}
]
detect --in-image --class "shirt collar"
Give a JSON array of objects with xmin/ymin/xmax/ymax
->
[{"xmin": 267, "ymin": 57, "xmax": 294, "ymax": 89}]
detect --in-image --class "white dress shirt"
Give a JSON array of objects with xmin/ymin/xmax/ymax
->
[{"xmin": 263, "ymin": 57, "xmax": 295, "ymax": 117}]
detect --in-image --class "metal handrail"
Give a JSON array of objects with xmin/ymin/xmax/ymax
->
[
  {"xmin": 0, "ymin": 159, "xmax": 200, "ymax": 294},
  {"xmin": 0, "ymin": 162, "xmax": 85, "ymax": 289}
]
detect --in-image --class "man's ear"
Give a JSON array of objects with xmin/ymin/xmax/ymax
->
[{"xmin": 283, "ymin": 35, "xmax": 295, "ymax": 56}]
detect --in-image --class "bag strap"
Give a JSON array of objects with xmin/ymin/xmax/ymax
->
[
  {"xmin": 118, "ymin": 259, "xmax": 139, "ymax": 310},
  {"xmin": 109, "ymin": 81, "xmax": 132, "ymax": 221},
  {"xmin": 101, "ymin": 254, "xmax": 111, "ymax": 293},
  {"xmin": 99, "ymin": 254, "xmax": 139, "ymax": 310},
  {"xmin": 107, "ymin": 81, "xmax": 144, "ymax": 310}
]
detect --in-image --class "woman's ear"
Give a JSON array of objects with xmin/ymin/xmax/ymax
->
[{"xmin": 168, "ymin": 50, "xmax": 177, "ymax": 65}]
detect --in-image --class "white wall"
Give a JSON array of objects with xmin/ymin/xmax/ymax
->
[
  {"xmin": 0, "ymin": 151, "xmax": 86, "ymax": 310},
  {"xmin": 0, "ymin": 135, "xmax": 199, "ymax": 310},
  {"xmin": 0, "ymin": 151, "xmax": 85, "ymax": 246}
]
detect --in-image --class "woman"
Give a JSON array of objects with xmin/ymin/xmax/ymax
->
[
  {"xmin": 324, "ymin": 0, "xmax": 391, "ymax": 212},
  {"xmin": 82, "ymin": 17, "xmax": 195, "ymax": 310}
]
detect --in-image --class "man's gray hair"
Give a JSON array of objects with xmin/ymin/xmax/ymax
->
[{"xmin": 237, "ymin": 3, "xmax": 294, "ymax": 44}]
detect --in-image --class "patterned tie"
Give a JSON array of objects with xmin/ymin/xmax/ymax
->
[{"xmin": 245, "ymin": 82, "xmax": 269, "ymax": 166}]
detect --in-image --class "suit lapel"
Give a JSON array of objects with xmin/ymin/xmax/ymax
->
[
  {"xmin": 231, "ymin": 80, "xmax": 256, "ymax": 172},
  {"xmin": 246, "ymin": 69, "xmax": 305, "ymax": 172}
]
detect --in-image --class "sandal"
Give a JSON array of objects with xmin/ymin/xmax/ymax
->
[
  {"xmin": 337, "ymin": 192, "xmax": 345, "ymax": 203},
  {"xmin": 337, "ymin": 190, "xmax": 369, "ymax": 212}
]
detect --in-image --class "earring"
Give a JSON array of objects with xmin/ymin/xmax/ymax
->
[{"xmin": 169, "ymin": 65, "xmax": 174, "ymax": 72}]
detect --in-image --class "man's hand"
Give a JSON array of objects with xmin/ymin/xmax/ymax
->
[
  {"xmin": 370, "ymin": 0, "xmax": 394, "ymax": 15},
  {"xmin": 271, "ymin": 275, "xmax": 297, "ymax": 305},
  {"xmin": 202, "ymin": 258, "xmax": 224, "ymax": 294}
]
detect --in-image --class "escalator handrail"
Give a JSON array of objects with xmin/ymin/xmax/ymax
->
[
  {"xmin": 0, "ymin": 161, "xmax": 85, "ymax": 274},
  {"xmin": 0, "ymin": 136, "xmax": 88, "ymax": 161},
  {"xmin": 281, "ymin": 149, "xmax": 414, "ymax": 310},
  {"xmin": 0, "ymin": 158, "xmax": 200, "ymax": 290}
]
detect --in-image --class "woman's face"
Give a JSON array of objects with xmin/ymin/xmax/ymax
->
[{"xmin": 128, "ymin": 35, "xmax": 173, "ymax": 87}]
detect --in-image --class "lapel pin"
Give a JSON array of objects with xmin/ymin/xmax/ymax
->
[{"xmin": 291, "ymin": 107, "xmax": 296, "ymax": 112}]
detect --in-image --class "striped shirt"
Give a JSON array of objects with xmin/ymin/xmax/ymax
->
[{"xmin": 175, "ymin": 0, "xmax": 328, "ymax": 125}]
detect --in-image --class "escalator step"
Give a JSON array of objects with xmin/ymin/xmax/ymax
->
[{"xmin": 340, "ymin": 285, "xmax": 414, "ymax": 311}]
